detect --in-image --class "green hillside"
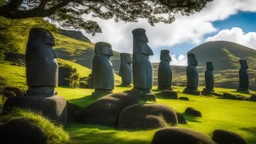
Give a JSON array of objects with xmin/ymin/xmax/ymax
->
[
  {"xmin": 189, "ymin": 41, "xmax": 256, "ymax": 70},
  {"xmin": 153, "ymin": 41, "xmax": 256, "ymax": 90},
  {"xmin": 0, "ymin": 17, "xmax": 121, "ymax": 89}
]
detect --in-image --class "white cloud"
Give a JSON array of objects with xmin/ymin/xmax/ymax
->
[
  {"xmin": 170, "ymin": 54, "xmax": 188, "ymax": 66},
  {"xmin": 81, "ymin": 0, "xmax": 256, "ymax": 57},
  {"xmin": 206, "ymin": 27, "xmax": 256, "ymax": 49}
]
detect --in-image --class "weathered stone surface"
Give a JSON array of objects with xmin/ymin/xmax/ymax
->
[
  {"xmin": 179, "ymin": 97, "xmax": 189, "ymax": 101},
  {"xmin": 222, "ymin": 93, "xmax": 248, "ymax": 100},
  {"xmin": 250, "ymin": 95, "xmax": 256, "ymax": 102},
  {"xmin": 118, "ymin": 104, "xmax": 177, "ymax": 130},
  {"xmin": 0, "ymin": 118, "xmax": 47, "ymax": 144},
  {"xmin": 159, "ymin": 90, "xmax": 178, "ymax": 99},
  {"xmin": 183, "ymin": 53, "xmax": 200, "ymax": 95},
  {"xmin": 158, "ymin": 50, "xmax": 172, "ymax": 90},
  {"xmin": 3, "ymin": 96, "xmax": 67, "ymax": 125},
  {"xmin": 119, "ymin": 53, "xmax": 132, "ymax": 86},
  {"xmin": 185, "ymin": 107, "xmax": 202, "ymax": 117},
  {"xmin": 238, "ymin": 59, "xmax": 249, "ymax": 92},
  {"xmin": 151, "ymin": 127, "xmax": 215, "ymax": 144},
  {"xmin": 212, "ymin": 129, "xmax": 247, "ymax": 144},
  {"xmin": 132, "ymin": 28, "xmax": 154, "ymax": 94},
  {"xmin": 92, "ymin": 42, "xmax": 114, "ymax": 94},
  {"xmin": 203, "ymin": 62, "xmax": 215, "ymax": 95},
  {"xmin": 26, "ymin": 28, "xmax": 58, "ymax": 97},
  {"xmin": 79, "ymin": 92, "xmax": 140, "ymax": 127},
  {"xmin": 176, "ymin": 112, "xmax": 187, "ymax": 124}
]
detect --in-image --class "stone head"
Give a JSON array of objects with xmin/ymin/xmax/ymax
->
[
  {"xmin": 160, "ymin": 50, "xmax": 172, "ymax": 62},
  {"xmin": 206, "ymin": 62, "xmax": 214, "ymax": 70},
  {"xmin": 120, "ymin": 53, "xmax": 132, "ymax": 64},
  {"xmin": 239, "ymin": 59, "xmax": 248, "ymax": 69},
  {"xmin": 95, "ymin": 42, "xmax": 113, "ymax": 56},
  {"xmin": 28, "ymin": 28, "xmax": 55, "ymax": 46},
  {"xmin": 187, "ymin": 53, "xmax": 198, "ymax": 66},
  {"xmin": 132, "ymin": 28, "xmax": 153, "ymax": 55},
  {"xmin": 132, "ymin": 28, "xmax": 148, "ymax": 43}
]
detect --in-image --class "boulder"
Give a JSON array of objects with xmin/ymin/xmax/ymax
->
[
  {"xmin": 79, "ymin": 92, "xmax": 140, "ymax": 127},
  {"xmin": 3, "ymin": 96, "xmax": 67, "ymax": 125},
  {"xmin": 159, "ymin": 90, "xmax": 178, "ymax": 99},
  {"xmin": 185, "ymin": 107, "xmax": 202, "ymax": 117},
  {"xmin": 0, "ymin": 118, "xmax": 47, "ymax": 144},
  {"xmin": 176, "ymin": 112, "xmax": 187, "ymax": 124},
  {"xmin": 151, "ymin": 127, "xmax": 215, "ymax": 144},
  {"xmin": 212, "ymin": 129, "xmax": 247, "ymax": 144},
  {"xmin": 117, "ymin": 104, "xmax": 178, "ymax": 130}
]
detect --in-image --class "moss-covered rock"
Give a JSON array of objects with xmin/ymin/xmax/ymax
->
[{"xmin": 117, "ymin": 104, "xmax": 178, "ymax": 130}]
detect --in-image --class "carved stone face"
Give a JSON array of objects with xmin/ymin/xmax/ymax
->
[
  {"xmin": 120, "ymin": 53, "xmax": 132, "ymax": 64},
  {"xmin": 160, "ymin": 50, "xmax": 172, "ymax": 62},
  {"xmin": 187, "ymin": 53, "xmax": 198, "ymax": 66},
  {"xmin": 95, "ymin": 42, "xmax": 113, "ymax": 56},
  {"xmin": 239, "ymin": 59, "xmax": 248, "ymax": 69},
  {"xmin": 28, "ymin": 28, "xmax": 55, "ymax": 46},
  {"xmin": 132, "ymin": 28, "xmax": 148, "ymax": 43},
  {"xmin": 206, "ymin": 62, "xmax": 214, "ymax": 70},
  {"xmin": 132, "ymin": 28, "xmax": 153, "ymax": 56}
]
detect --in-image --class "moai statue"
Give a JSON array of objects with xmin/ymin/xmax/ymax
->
[
  {"xmin": 158, "ymin": 50, "xmax": 172, "ymax": 90},
  {"xmin": 237, "ymin": 59, "xmax": 249, "ymax": 92},
  {"xmin": 26, "ymin": 28, "xmax": 58, "ymax": 96},
  {"xmin": 183, "ymin": 53, "xmax": 200, "ymax": 95},
  {"xmin": 92, "ymin": 42, "xmax": 114, "ymax": 95},
  {"xmin": 202, "ymin": 62, "xmax": 215, "ymax": 95},
  {"xmin": 119, "ymin": 53, "xmax": 132, "ymax": 86},
  {"xmin": 3, "ymin": 28, "xmax": 67, "ymax": 125},
  {"xmin": 131, "ymin": 28, "xmax": 155, "ymax": 101}
]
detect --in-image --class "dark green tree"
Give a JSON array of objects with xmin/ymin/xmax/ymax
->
[{"xmin": 0, "ymin": 0, "xmax": 213, "ymax": 35}]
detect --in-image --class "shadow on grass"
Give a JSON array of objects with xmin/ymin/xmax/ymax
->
[
  {"xmin": 68, "ymin": 94, "xmax": 105, "ymax": 108},
  {"xmin": 182, "ymin": 113, "xmax": 201, "ymax": 123},
  {"xmin": 240, "ymin": 127, "xmax": 256, "ymax": 144},
  {"xmin": 65, "ymin": 123, "xmax": 150, "ymax": 144},
  {"xmin": 231, "ymin": 90, "xmax": 250, "ymax": 94}
]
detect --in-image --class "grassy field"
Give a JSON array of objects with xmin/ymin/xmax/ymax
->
[
  {"xmin": 0, "ymin": 63, "xmax": 255, "ymax": 143},
  {"xmin": 52, "ymin": 86, "xmax": 256, "ymax": 144}
]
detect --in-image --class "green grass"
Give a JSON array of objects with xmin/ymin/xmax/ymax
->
[
  {"xmin": 0, "ymin": 62, "xmax": 122, "ymax": 90},
  {"xmin": 0, "ymin": 108, "xmax": 70, "ymax": 144},
  {"xmin": 54, "ymin": 86, "xmax": 256, "ymax": 144}
]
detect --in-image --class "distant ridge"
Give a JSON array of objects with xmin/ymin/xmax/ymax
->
[
  {"xmin": 59, "ymin": 29, "xmax": 91, "ymax": 43},
  {"xmin": 188, "ymin": 41, "xmax": 256, "ymax": 70}
]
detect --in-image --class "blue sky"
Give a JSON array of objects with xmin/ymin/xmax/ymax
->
[
  {"xmin": 170, "ymin": 11, "xmax": 256, "ymax": 56},
  {"xmin": 83, "ymin": 0, "xmax": 256, "ymax": 65}
]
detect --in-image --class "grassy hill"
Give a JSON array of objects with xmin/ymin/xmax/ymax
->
[
  {"xmin": 153, "ymin": 41, "xmax": 256, "ymax": 90},
  {"xmin": 0, "ymin": 16, "xmax": 121, "ymax": 70},
  {"xmin": 0, "ymin": 17, "xmax": 122, "ymax": 88},
  {"xmin": 189, "ymin": 41, "xmax": 256, "ymax": 70}
]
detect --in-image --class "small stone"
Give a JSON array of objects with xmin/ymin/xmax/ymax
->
[
  {"xmin": 151, "ymin": 127, "xmax": 215, "ymax": 144},
  {"xmin": 212, "ymin": 129, "xmax": 247, "ymax": 144},
  {"xmin": 185, "ymin": 107, "xmax": 202, "ymax": 117}
]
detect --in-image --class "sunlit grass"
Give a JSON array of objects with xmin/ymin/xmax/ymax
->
[
  {"xmin": 0, "ymin": 108, "xmax": 71, "ymax": 144},
  {"xmin": 58, "ymin": 86, "xmax": 256, "ymax": 144}
]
